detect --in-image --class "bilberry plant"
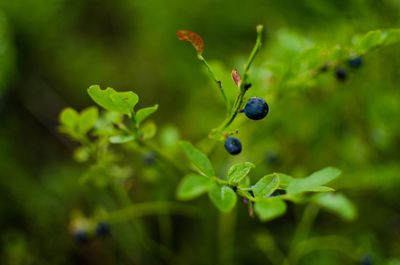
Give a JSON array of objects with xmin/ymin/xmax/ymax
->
[{"xmin": 58, "ymin": 26, "xmax": 400, "ymax": 260}]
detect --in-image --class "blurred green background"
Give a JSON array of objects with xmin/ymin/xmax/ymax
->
[{"xmin": 0, "ymin": 0, "xmax": 399, "ymax": 264}]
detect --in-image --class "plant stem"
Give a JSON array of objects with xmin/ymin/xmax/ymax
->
[
  {"xmin": 213, "ymin": 25, "xmax": 264, "ymax": 134},
  {"xmin": 291, "ymin": 204, "xmax": 320, "ymax": 248},
  {"xmin": 198, "ymin": 54, "xmax": 231, "ymax": 112},
  {"xmin": 218, "ymin": 209, "xmax": 237, "ymax": 265},
  {"xmin": 282, "ymin": 204, "xmax": 320, "ymax": 265}
]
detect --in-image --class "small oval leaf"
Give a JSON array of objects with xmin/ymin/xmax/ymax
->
[
  {"xmin": 135, "ymin": 104, "xmax": 158, "ymax": 125},
  {"xmin": 208, "ymin": 185, "xmax": 237, "ymax": 213},
  {"xmin": 227, "ymin": 162, "xmax": 255, "ymax": 185},
  {"xmin": 252, "ymin": 175, "xmax": 280, "ymax": 198},
  {"xmin": 313, "ymin": 193, "xmax": 357, "ymax": 221},
  {"xmin": 287, "ymin": 167, "xmax": 341, "ymax": 195},
  {"xmin": 254, "ymin": 199, "xmax": 287, "ymax": 222},
  {"xmin": 60, "ymin": 108, "xmax": 79, "ymax": 128},
  {"xmin": 87, "ymin": 85, "xmax": 139, "ymax": 116},
  {"xmin": 176, "ymin": 174, "xmax": 213, "ymax": 201},
  {"xmin": 179, "ymin": 141, "xmax": 215, "ymax": 177},
  {"xmin": 78, "ymin": 107, "xmax": 98, "ymax": 134}
]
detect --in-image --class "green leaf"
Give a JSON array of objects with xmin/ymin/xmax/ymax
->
[
  {"xmin": 208, "ymin": 184, "xmax": 237, "ymax": 213},
  {"xmin": 287, "ymin": 167, "xmax": 341, "ymax": 195},
  {"xmin": 135, "ymin": 104, "xmax": 158, "ymax": 125},
  {"xmin": 307, "ymin": 186, "xmax": 335, "ymax": 192},
  {"xmin": 59, "ymin": 108, "xmax": 79, "ymax": 128},
  {"xmin": 238, "ymin": 175, "xmax": 251, "ymax": 189},
  {"xmin": 353, "ymin": 29, "xmax": 400, "ymax": 53},
  {"xmin": 276, "ymin": 173, "xmax": 295, "ymax": 189},
  {"xmin": 383, "ymin": 28, "xmax": 400, "ymax": 46},
  {"xmin": 73, "ymin": 146, "xmax": 90, "ymax": 162},
  {"xmin": 140, "ymin": 121, "xmax": 157, "ymax": 140},
  {"xmin": 353, "ymin": 30, "xmax": 386, "ymax": 52},
  {"xmin": 159, "ymin": 126, "xmax": 180, "ymax": 147},
  {"xmin": 179, "ymin": 141, "xmax": 215, "ymax": 177},
  {"xmin": 109, "ymin": 134, "xmax": 136, "ymax": 144},
  {"xmin": 313, "ymin": 193, "xmax": 357, "ymax": 221},
  {"xmin": 87, "ymin": 85, "xmax": 139, "ymax": 116},
  {"xmin": 78, "ymin": 107, "xmax": 98, "ymax": 134},
  {"xmin": 227, "ymin": 162, "xmax": 255, "ymax": 185},
  {"xmin": 176, "ymin": 174, "xmax": 213, "ymax": 201},
  {"xmin": 252, "ymin": 174, "xmax": 280, "ymax": 198},
  {"xmin": 254, "ymin": 199, "xmax": 287, "ymax": 222}
]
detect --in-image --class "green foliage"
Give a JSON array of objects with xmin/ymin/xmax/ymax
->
[
  {"xmin": 287, "ymin": 167, "xmax": 341, "ymax": 195},
  {"xmin": 252, "ymin": 174, "xmax": 280, "ymax": 198},
  {"xmin": 179, "ymin": 141, "xmax": 215, "ymax": 177},
  {"xmin": 353, "ymin": 28, "xmax": 400, "ymax": 53},
  {"xmin": 13, "ymin": 4, "xmax": 399, "ymax": 262},
  {"xmin": 227, "ymin": 162, "xmax": 255, "ymax": 185},
  {"xmin": 135, "ymin": 104, "xmax": 159, "ymax": 125},
  {"xmin": 254, "ymin": 199, "xmax": 287, "ymax": 222},
  {"xmin": 208, "ymin": 184, "xmax": 237, "ymax": 213},
  {"xmin": 59, "ymin": 107, "xmax": 98, "ymax": 139},
  {"xmin": 87, "ymin": 85, "xmax": 139, "ymax": 116},
  {"xmin": 176, "ymin": 174, "xmax": 213, "ymax": 200},
  {"xmin": 312, "ymin": 193, "xmax": 357, "ymax": 221}
]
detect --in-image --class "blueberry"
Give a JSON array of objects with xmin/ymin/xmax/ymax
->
[
  {"xmin": 319, "ymin": 63, "xmax": 329, "ymax": 73},
  {"xmin": 224, "ymin": 137, "xmax": 242, "ymax": 155},
  {"xmin": 361, "ymin": 254, "xmax": 372, "ymax": 265},
  {"xmin": 265, "ymin": 151, "xmax": 279, "ymax": 165},
  {"xmin": 348, "ymin": 56, "xmax": 363, "ymax": 68},
  {"xmin": 243, "ymin": 97, "xmax": 269, "ymax": 120},
  {"xmin": 270, "ymin": 189, "xmax": 286, "ymax": 197},
  {"xmin": 95, "ymin": 221, "xmax": 111, "ymax": 237},
  {"xmin": 73, "ymin": 229, "xmax": 90, "ymax": 244},
  {"xmin": 335, "ymin": 68, "xmax": 347, "ymax": 81},
  {"xmin": 142, "ymin": 152, "xmax": 156, "ymax": 165}
]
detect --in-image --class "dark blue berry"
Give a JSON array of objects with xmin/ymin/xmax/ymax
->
[
  {"xmin": 143, "ymin": 152, "xmax": 156, "ymax": 165},
  {"xmin": 224, "ymin": 137, "xmax": 242, "ymax": 155},
  {"xmin": 319, "ymin": 64, "xmax": 329, "ymax": 73},
  {"xmin": 348, "ymin": 56, "xmax": 363, "ymax": 68},
  {"xmin": 265, "ymin": 151, "xmax": 279, "ymax": 165},
  {"xmin": 73, "ymin": 229, "xmax": 89, "ymax": 244},
  {"xmin": 270, "ymin": 189, "xmax": 286, "ymax": 197},
  {"xmin": 335, "ymin": 68, "xmax": 347, "ymax": 81},
  {"xmin": 95, "ymin": 221, "xmax": 111, "ymax": 237},
  {"xmin": 361, "ymin": 255, "xmax": 372, "ymax": 265},
  {"xmin": 243, "ymin": 97, "xmax": 269, "ymax": 120}
]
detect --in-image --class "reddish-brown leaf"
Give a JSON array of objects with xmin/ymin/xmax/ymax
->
[{"xmin": 177, "ymin": 30, "xmax": 204, "ymax": 55}]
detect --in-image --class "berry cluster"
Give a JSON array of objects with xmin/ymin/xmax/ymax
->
[
  {"xmin": 70, "ymin": 218, "xmax": 111, "ymax": 245},
  {"xmin": 224, "ymin": 96, "xmax": 269, "ymax": 155},
  {"xmin": 327, "ymin": 56, "xmax": 363, "ymax": 82}
]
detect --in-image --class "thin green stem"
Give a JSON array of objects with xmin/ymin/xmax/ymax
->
[
  {"xmin": 218, "ymin": 210, "xmax": 237, "ymax": 265},
  {"xmin": 282, "ymin": 204, "xmax": 320, "ymax": 265},
  {"xmin": 198, "ymin": 54, "xmax": 231, "ymax": 112},
  {"xmin": 213, "ymin": 25, "xmax": 264, "ymax": 134},
  {"xmin": 287, "ymin": 236, "xmax": 360, "ymax": 265},
  {"xmin": 291, "ymin": 204, "xmax": 320, "ymax": 248},
  {"xmin": 256, "ymin": 230, "xmax": 287, "ymax": 265}
]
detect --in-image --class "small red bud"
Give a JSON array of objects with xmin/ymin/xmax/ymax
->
[{"xmin": 231, "ymin": 69, "xmax": 241, "ymax": 87}]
